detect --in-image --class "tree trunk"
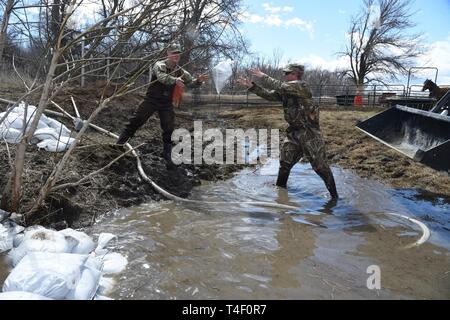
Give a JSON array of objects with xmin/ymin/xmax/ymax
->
[
  {"xmin": 0, "ymin": 0, "xmax": 15, "ymax": 65},
  {"xmin": 1, "ymin": 51, "xmax": 60, "ymax": 213}
]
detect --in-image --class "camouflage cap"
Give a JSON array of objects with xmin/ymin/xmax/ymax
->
[
  {"xmin": 283, "ymin": 63, "xmax": 305, "ymax": 73},
  {"xmin": 167, "ymin": 43, "xmax": 182, "ymax": 53}
]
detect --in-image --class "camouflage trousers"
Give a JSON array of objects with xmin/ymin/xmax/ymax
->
[{"xmin": 280, "ymin": 125, "xmax": 338, "ymax": 198}]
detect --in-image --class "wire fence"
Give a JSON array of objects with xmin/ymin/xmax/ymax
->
[{"xmin": 181, "ymin": 83, "xmax": 445, "ymax": 111}]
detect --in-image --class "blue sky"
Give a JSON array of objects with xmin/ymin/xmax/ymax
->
[{"xmin": 239, "ymin": 0, "xmax": 450, "ymax": 84}]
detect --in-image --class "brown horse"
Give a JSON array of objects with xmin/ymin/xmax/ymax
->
[{"xmin": 422, "ymin": 79, "xmax": 449, "ymax": 100}]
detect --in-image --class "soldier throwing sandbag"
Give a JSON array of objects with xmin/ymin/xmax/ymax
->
[{"xmin": 116, "ymin": 43, "xmax": 208, "ymax": 169}]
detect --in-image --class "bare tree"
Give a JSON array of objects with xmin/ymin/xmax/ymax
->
[
  {"xmin": 339, "ymin": 0, "xmax": 423, "ymax": 90},
  {"xmin": 304, "ymin": 68, "xmax": 351, "ymax": 96},
  {"xmin": 0, "ymin": 0, "xmax": 247, "ymax": 218},
  {"xmin": 0, "ymin": 0, "xmax": 19, "ymax": 64}
]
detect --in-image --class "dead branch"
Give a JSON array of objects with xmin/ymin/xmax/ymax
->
[{"xmin": 52, "ymin": 142, "xmax": 145, "ymax": 191}]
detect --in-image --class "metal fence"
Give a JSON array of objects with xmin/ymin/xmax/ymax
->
[{"xmin": 181, "ymin": 83, "xmax": 446, "ymax": 110}]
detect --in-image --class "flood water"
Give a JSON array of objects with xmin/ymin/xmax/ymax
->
[{"xmin": 86, "ymin": 161, "xmax": 450, "ymax": 300}]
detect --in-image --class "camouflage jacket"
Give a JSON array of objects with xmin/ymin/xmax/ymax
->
[
  {"xmin": 249, "ymin": 75, "xmax": 320, "ymax": 130},
  {"xmin": 146, "ymin": 59, "xmax": 202, "ymax": 103}
]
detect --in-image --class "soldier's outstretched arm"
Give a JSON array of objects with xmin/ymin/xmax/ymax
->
[
  {"xmin": 238, "ymin": 76, "xmax": 281, "ymax": 102},
  {"xmin": 261, "ymin": 74, "xmax": 312, "ymax": 99},
  {"xmin": 248, "ymin": 82, "xmax": 282, "ymax": 101},
  {"xmin": 181, "ymin": 69, "xmax": 207, "ymax": 88}
]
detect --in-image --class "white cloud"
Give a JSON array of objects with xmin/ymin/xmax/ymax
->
[
  {"xmin": 266, "ymin": 14, "xmax": 283, "ymax": 26},
  {"xmin": 283, "ymin": 6, "xmax": 294, "ymax": 12},
  {"xmin": 240, "ymin": 4, "xmax": 315, "ymax": 38},
  {"xmin": 285, "ymin": 17, "xmax": 313, "ymax": 31},
  {"xmin": 416, "ymin": 35, "xmax": 450, "ymax": 84},
  {"xmin": 241, "ymin": 12, "xmax": 265, "ymax": 24},
  {"xmin": 262, "ymin": 3, "xmax": 281, "ymax": 13},
  {"xmin": 291, "ymin": 54, "xmax": 349, "ymax": 71},
  {"xmin": 262, "ymin": 3, "xmax": 295, "ymax": 13},
  {"xmin": 338, "ymin": 9, "xmax": 347, "ymax": 14}
]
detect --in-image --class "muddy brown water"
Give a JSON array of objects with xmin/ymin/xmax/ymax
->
[
  {"xmin": 1, "ymin": 162, "xmax": 449, "ymax": 299},
  {"xmin": 86, "ymin": 161, "xmax": 449, "ymax": 300}
]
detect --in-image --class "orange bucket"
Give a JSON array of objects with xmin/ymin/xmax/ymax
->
[
  {"xmin": 354, "ymin": 95, "xmax": 363, "ymax": 106},
  {"xmin": 172, "ymin": 83, "xmax": 184, "ymax": 107}
]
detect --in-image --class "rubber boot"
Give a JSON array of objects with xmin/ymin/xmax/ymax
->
[
  {"xmin": 276, "ymin": 166, "xmax": 291, "ymax": 188},
  {"xmin": 163, "ymin": 143, "xmax": 176, "ymax": 171},
  {"xmin": 116, "ymin": 131, "xmax": 132, "ymax": 146}
]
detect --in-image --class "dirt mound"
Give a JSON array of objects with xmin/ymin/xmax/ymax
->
[{"xmin": 0, "ymin": 85, "xmax": 244, "ymax": 229}]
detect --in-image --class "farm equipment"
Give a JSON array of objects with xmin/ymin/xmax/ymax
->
[{"xmin": 356, "ymin": 89, "xmax": 450, "ymax": 172}]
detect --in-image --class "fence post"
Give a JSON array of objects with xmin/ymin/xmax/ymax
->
[
  {"xmin": 246, "ymin": 90, "xmax": 249, "ymax": 108},
  {"xmin": 373, "ymin": 85, "xmax": 377, "ymax": 107},
  {"xmin": 81, "ymin": 36, "xmax": 85, "ymax": 87},
  {"xmin": 318, "ymin": 85, "xmax": 322, "ymax": 106}
]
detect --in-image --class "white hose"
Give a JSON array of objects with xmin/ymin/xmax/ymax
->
[{"xmin": 382, "ymin": 212, "xmax": 431, "ymax": 249}]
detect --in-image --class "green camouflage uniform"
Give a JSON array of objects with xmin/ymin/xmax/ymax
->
[
  {"xmin": 117, "ymin": 47, "xmax": 204, "ymax": 168},
  {"xmin": 248, "ymin": 70, "xmax": 338, "ymax": 198}
]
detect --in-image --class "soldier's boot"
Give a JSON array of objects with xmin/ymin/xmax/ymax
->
[
  {"xmin": 163, "ymin": 143, "xmax": 176, "ymax": 171},
  {"xmin": 276, "ymin": 166, "xmax": 291, "ymax": 188},
  {"xmin": 116, "ymin": 131, "xmax": 132, "ymax": 146},
  {"xmin": 315, "ymin": 166, "xmax": 339, "ymax": 200},
  {"xmin": 326, "ymin": 179, "xmax": 339, "ymax": 200}
]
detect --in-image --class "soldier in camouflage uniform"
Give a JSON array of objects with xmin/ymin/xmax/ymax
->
[
  {"xmin": 116, "ymin": 43, "xmax": 208, "ymax": 168},
  {"xmin": 238, "ymin": 64, "xmax": 338, "ymax": 199}
]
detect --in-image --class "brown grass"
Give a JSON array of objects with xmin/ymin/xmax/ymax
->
[{"xmin": 221, "ymin": 106, "xmax": 450, "ymax": 197}]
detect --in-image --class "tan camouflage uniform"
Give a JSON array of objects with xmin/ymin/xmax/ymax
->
[{"xmin": 248, "ymin": 69, "xmax": 338, "ymax": 198}]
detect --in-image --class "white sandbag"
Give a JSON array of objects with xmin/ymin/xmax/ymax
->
[
  {"xmin": 3, "ymin": 111, "xmax": 47, "ymax": 132},
  {"xmin": 3, "ymin": 252, "xmax": 88, "ymax": 299},
  {"xmin": 0, "ymin": 224, "xmax": 14, "ymax": 253},
  {"xmin": 11, "ymin": 103, "xmax": 49, "ymax": 127},
  {"xmin": 85, "ymin": 254, "xmax": 104, "ymax": 271},
  {"xmin": 59, "ymin": 228, "xmax": 95, "ymax": 254},
  {"xmin": 45, "ymin": 118, "xmax": 71, "ymax": 137},
  {"xmin": 100, "ymin": 252, "xmax": 127, "ymax": 274},
  {"xmin": 3, "ymin": 113, "xmax": 26, "ymax": 130},
  {"xmin": 13, "ymin": 102, "xmax": 37, "ymax": 117},
  {"xmin": 36, "ymin": 136, "xmax": 75, "ymax": 152},
  {"xmin": 0, "ymin": 221, "xmax": 25, "ymax": 253},
  {"xmin": 0, "ymin": 291, "xmax": 53, "ymax": 300},
  {"xmin": 211, "ymin": 59, "xmax": 233, "ymax": 94},
  {"xmin": 97, "ymin": 276, "xmax": 116, "ymax": 295},
  {"xmin": 94, "ymin": 294, "xmax": 113, "ymax": 300},
  {"xmin": 32, "ymin": 127, "xmax": 62, "ymax": 142},
  {"xmin": 0, "ymin": 127, "xmax": 23, "ymax": 143},
  {"xmin": 65, "ymin": 266, "xmax": 101, "ymax": 300},
  {"xmin": 13, "ymin": 233, "xmax": 24, "ymax": 248},
  {"xmin": 7, "ymin": 227, "xmax": 77, "ymax": 266},
  {"xmin": 95, "ymin": 233, "xmax": 118, "ymax": 254}
]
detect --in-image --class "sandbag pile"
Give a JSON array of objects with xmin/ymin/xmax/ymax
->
[
  {"xmin": 0, "ymin": 215, "xmax": 127, "ymax": 300},
  {"xmin": 0, "ymin": 102, "xmax": 75, "ymax": 152}
]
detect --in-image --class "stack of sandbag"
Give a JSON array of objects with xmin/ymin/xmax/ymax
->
[
  {"xmin": 0, "ymin": 102, "xmax": 75, "ymax": 152},
  {"xmin": 0, "ymin": 220, "xmax": 127, "ymax": 300}
]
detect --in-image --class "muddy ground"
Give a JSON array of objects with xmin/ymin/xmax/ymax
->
[{"xmin": 0, "ymin": 84, "xmax": 449, "ymax": 229}]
